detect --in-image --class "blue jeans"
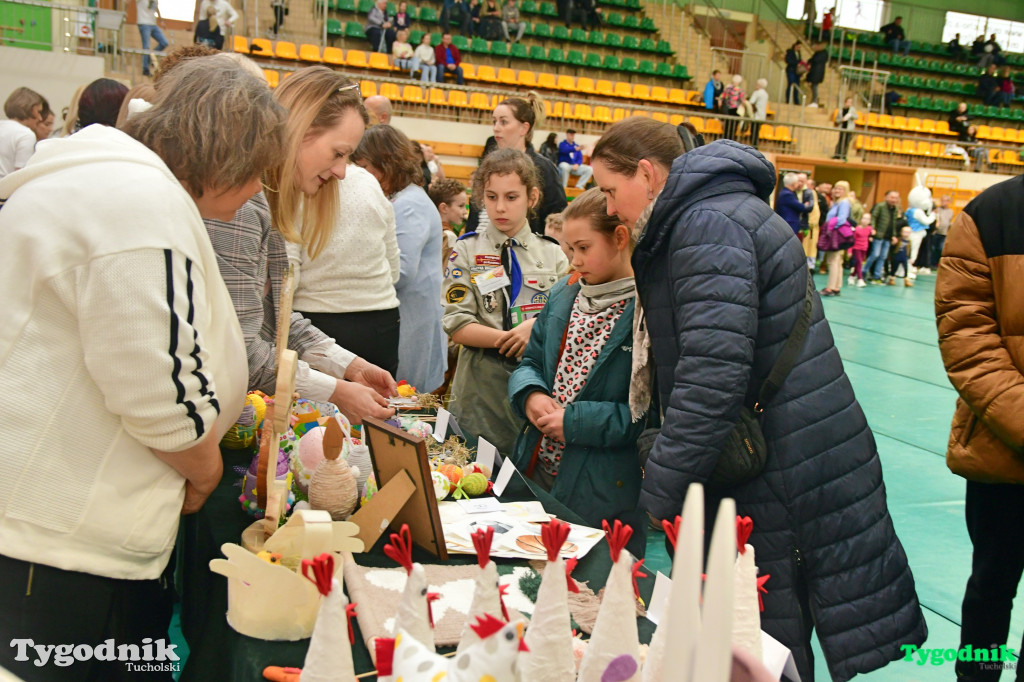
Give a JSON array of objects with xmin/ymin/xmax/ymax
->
[
  {"xmin": 891, "ymin": 38, "xmax": 910, "ymax": 56},
  {"xmin": 931, "ymin": 234, "xmax": 946, "ymax": 266},
  {"xmin": 863, "ymin": 238, "xmax": 891, "ymax": 280},
  {"xmin": 439, "ymin": 63, "xmax": 464, "ymax": 84},
  {"xmin": 138, "ymin": 23, "xmax": 168, "ymax": 75}
]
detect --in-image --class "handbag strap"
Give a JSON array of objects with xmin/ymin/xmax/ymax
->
[{"xmin": 753, "ymin": 271, "xmax": 815, "ymax": 412}]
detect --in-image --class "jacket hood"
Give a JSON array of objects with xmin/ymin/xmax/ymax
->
[
  {"xmin": 0, "ymin": 125, "xmax": 175, "ymax": 200},
  {"xmin": 638, "ymin": 140, "xmax": 777, "ymax": 254}
]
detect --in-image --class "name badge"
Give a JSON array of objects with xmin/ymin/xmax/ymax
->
[{"xmin": 476, "ymin": 265, "xmax": 511, "ymax": 295}]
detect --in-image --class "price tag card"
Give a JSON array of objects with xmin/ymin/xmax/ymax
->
[
  {"xmin": 476, "ymin": 437, "xmax": 497, "ymax": 478},
  {"xmin": 433, "ymin": 407, "xmax": 451, "ymax": 443},
  {"xmin": 492, "ymin": 456, "xmax": 521, "ymax": 497},
  {"xmin": 646, "ymin": 572, "xmax": 672, "ymax": 625},
  {"xmin": 456, "ymin": 497, "xmax": 504, "ymax": 514}
]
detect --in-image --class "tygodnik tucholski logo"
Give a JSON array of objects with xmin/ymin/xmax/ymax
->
[{"xmin": 10, "ymin": 638, "xmax": 181, "ymax": 672}]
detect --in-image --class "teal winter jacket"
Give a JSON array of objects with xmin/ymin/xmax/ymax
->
[{"xmin": 507, "ymin": 278, "xmax": 644, "ymax": 529}]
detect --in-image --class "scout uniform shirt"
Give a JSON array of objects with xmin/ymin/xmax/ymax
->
[{"xmin": 442, "ymin": 221, "xmax": 569, "ymax": 336}]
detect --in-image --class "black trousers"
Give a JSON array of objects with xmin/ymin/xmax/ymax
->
[
  {"xmin": 298, "ymin": 307, "xmax": 400, "ymax": 379},
  {"xmin": 0, "ymin": 554, "xmax": 175, "ymax": 682},
  {"xmin": 958, "ymin": 481, "xmax": 1024, "ymax": 681},
  {"xmin": 272, "ymin": 4, "xmax": 285, "ymax": 32},
  {"xmin": 834, "ymin": 130, "xmax": 853, "ymax": 158}
]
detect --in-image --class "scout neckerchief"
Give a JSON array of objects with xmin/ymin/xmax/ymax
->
[{"xmin": 499, "ymin": 238, "xmax": 523, "ymax": 331}]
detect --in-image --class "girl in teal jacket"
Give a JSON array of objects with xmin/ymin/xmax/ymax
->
[{"xmin": 508, "ymin": 189, "xmax": 647, "ymax": 550}]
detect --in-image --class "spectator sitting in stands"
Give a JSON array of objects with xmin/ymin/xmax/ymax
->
[
  {"xmin": 978, "ymin": 64, "xmax": 999, "ymax": 106},
  {"xmin": 983, "ymin": 34, "xmax": 1006, "ymax": 67},
  {"xmin": 947, "ymin": 33, "xmax": 966, "ymax": 62},
  {"xmin": 480, "ymin": 0, "xmax": 502, "ymax": 40},
  {"xmin": 365, "ymin": 0, "xmax": 396, "ymax": 52},
  {"xmin": 557, "ymin": 128, "xmax": 593, "ymax": 189},
  {"xmin": 539, "ymin": 132, "xmax": 560, "ymax": 166},
  {"xmin": 970, "ymin": 35, "xmax": 985, "ymax": 62},
  {"xmin": 394, "ymin": 1, "xmax": 411, "ymax": 31},
  {"xmin": 949, "ymin": 101, "xmax": 971, "ymax": 138},
  {"xmin": 569, "ymin": 0, "xmax": 601, "ymax": 30},
  {"xmin": 465, "ymin": 0, "xmax": 482, "ymax": 36},
  {"xmin": 365, "ymin": 94, "xmax": 393, "ymax": 125},
  {"xmin": 501, "ymin": 0, "xmax": 525, "ymax": 42},
  {"xmin": 704, "ymin": 69, "xmax": 724, "ymax": 111},
  {"xmin": 440, "ymin": 0, "xmax": 468, "ymax": 34},
  {"xmin": 999, "ymin": 67, "xmax": 1015, "ymax": 108},
  {"xmin": 411, "ymin": 32, "xmax": 438, "ymax": 82},
  {"xmin": 880, "ymin": 16, "xmax": 910, "ymax": 56},
  {"xmin": 392, "ymin": 29, "xmax": 415, "ymax": 73},
  {"xmin": 435, "ymin": 33, "xmax": 465, "ymax": 84}
]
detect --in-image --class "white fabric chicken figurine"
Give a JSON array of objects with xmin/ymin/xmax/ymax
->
[
  {"xmin": 520, "ymin": 519, "xmax": 577, "ymax": 682},
  {"xmin": 577, "ymin": 520, "xmax": 642, "ymax": 682},
  {"xmin": 377, "ymin": 615, "xmax": 528, "ymax": 682},
  {"xmin": 732, "ymin": 516, "xmax": 769, "ymax": 663},
  {"xmin": 383, "ymin": 525, "xmax": 435, "ymax": 651},
  {"xmin": 457, "ymin": 526, "xmax": 504, "ymax": 654}
]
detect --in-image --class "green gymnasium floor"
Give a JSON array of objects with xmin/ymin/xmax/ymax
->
[{"xmin": 641, "ymin": 271, "xmax": 1024, "ymax": 681}]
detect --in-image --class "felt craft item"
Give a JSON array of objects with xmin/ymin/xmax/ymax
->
[
  {"xmin": 307, "ymin": 418, "xmax": 359, "ymax": 521},
  {"xmin": 396, "ymin": 380, "xmax": 417, "ymax": 397},
  {"xmin": 732, "ymin": 516, "xmax": 763, "ymax": 662},
  {"xmin": 456, "ymin": 528, "xmax": 503, "ymax": 654},
  {"xmin": 382, "ymin": 525, "xmax": 435, "ymax": 651},
  {"xmin": 346, "ymin": 440, "xmax": 373, "ymax": 495},
  {"xmin": 578, "ymin": 520, "xmax": 641, "ymax": 682},
  {"xmin": 520, "ymin": 520, "xmax": 577, "ymax": 682},
  {"xmin": 464, "ymin": 461, "xmax": 492, "ymax": 479},
  {"xmin": 290, "ymin": 399, "xmax": 322, "ymax": 438},
  {"xmin": 298, "ymin": 555, "xmax": 356, "ymax": 682}
]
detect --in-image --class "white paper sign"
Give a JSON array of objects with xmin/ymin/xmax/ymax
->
[
  {"xmin": 646, "ymin": 571, "xmax": 672, "ymax": 625},
  {"xmin": 475, "ymin": 266, "xmax": 511, "ymax": 295},
  {"xmin": 492, "ymin": 456, "xmax": 519, "ymax": 497},
  {"xmin": 761, "ymin": 630, "xmax": 800, "ymax": 682},
  {"xmin": 476, "ymin": 437, "xmax": 497, "ymax": 477},
  {"xmin": 456, "ymin": 497, "xmax": 503, "ymax": 514},
  {"xmin": 433, "ymin": 407, "xmax": 451, "ymax": 442}
]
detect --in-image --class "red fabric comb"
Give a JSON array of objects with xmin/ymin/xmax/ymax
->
[
  {"xmin": 345, "ymin": 603, "xmax": 358, "ymax": 645},
  {"xmin": 383, "ymin": 524, "xmax": 414, "ymax": 575},
  {"xmin": 300, "ymin": 553, "xmax": 334, "ymax": 597},
  {"xmin": 662, "ymin": 515, "xmax": 681, "ymax": 553},
  {"xmin": 498, "ymin": 583, "xmax": 511, "ymax": 621},
  {"xmin": 757, "ymin": 574, "xmax": 771, "ymax": 612},
  {"xmin": 427, "ymin": 592, "xmax": 441, "ymax": 627},
  {"xmin": 541, "ymin": 519, "xmax": 571, "ymax": 562},
  {"xmin": 565, "ymin": 557, "xmax": 580, "ymax": 594},
  {"xmin": 471, "ymin": 526, "xmax": 494, "ymax": 569},
  {"xmin": 469, "ymin": 613, "xmax": 506, "ymax": 640},
  {"xmin": 374, "ymin": 638, "xmax": 395, "ymax": 677},
  {"xmin": 602, "ymin": 519, "xmax": 634, "ymax": 562},
  {"xmin": 736, "ymin": 516, "xmax": 754, "ymax": 555},
  {"xmin": 631, "ymin": 558, "xmax": 648, "ymax": 600}
]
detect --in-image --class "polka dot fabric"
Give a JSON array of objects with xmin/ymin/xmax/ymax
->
[{"xmin": 538, "ymin": 296, "xmax": 630, "ymax": 476}]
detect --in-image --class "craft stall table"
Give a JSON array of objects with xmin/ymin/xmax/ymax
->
[{"xmin": 177, "ymin": 443, "xmax": 656, "ymax": 682}]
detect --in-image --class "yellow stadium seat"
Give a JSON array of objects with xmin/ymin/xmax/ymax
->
[
  {"xmin": 469, "ymin": 92, "xmax": 491, "ymax": 110},
  {"xmin": 461, "ymin": 63, "xmax": 477, "ymax": 80},
  {"xmin": 612, "ymin": 108, "xmax": 628, "ymax": 122},
  {"xmin": 855, "ymin": 111, "xmax": 867, "ymax": 126},
  {"xmin": 867, "ymin": 112, "xmax": 880, "ymax": 128},
  {"xmin": 759, "ymin": 124, "xmax": 775, "ymax": 140},
  {"xmin": 669, "ymin": 114, "xmax": 685, "ymax": 126},
  {"xmin": 233, "ymin": 35, "xmax": 249, "ymax": 53},
  {"xmin": 990, "ymin": 126, "xmax": 1006, "ymax": 141},
  {"xmin": 595, "ymin": 80, "xmax": 613, "ymax": 96},
  {"xmin": 402, "ymin": 85, "xmax": 426, "ymax": 104},
  {"xmin": 930, "ymin": 142, "xmax": 945, "ymax": 156},
  {"xmin": 684, "ymin": 91, "xmax": 702, "ymax": 106},
  {"xmin": 905, "ymin": 117, "xmax": 922, "ymax": 133},
  {"xmin": 346, "ymin": 49, "xmax": 369, "ymax": 68},
  {"xmin": 935, "ymin": 120, "xmax": 951, "ymax": 135},
  {"xmin": 359, "ymin": 80, "xmax": 377, "ymax": 98},
  {"xmin": 323, "ymin": 47, "xmax": 344, "ymax": 65},
  {"xmin": 632, "ymin": 84, "xmax": 650, "ymax": 100},
  {"xmin": 920, "ymin": 119, "xmax": 936, "ymax": 135},
  {"xmin": 899, "ymin": 139, "xmax": 916, "ymax": 154},
  {"xmin": 275, "ymin": 41, "xmax": 298, "ymax": 60},
  {"xmin": 368, "ymin": 52, "xmax": 393, "ymax": 71},
  {"xmin": 669, "ymin": 88, "xmax": 686, "ymax": 105},
  {"xmin": 379, "ymin": 82, "xmax": 401, "ymax": 100},
  {"xmin": 652, "ymin": 112, "xmax": 668, "ymax": 122},
  {"xmin": 576, "ymin": 77, "xmax": 595, "ymax": 94},
  {"xmin": 988, "ymin": 148, "xmax": 1000, "ymax": 164},
  {"xmin": 448, "ymin": 90, "xmax": 469, "ymax": 108},
  {"xmin": 498, "ymin": 68, "xmax": 517, "ymax": 85},
  {"xmin": 854, "ymin": 135, "xmax": 864, "ymax": 149},
  {"xmin": 688, "ymin": 116, "xmax": 705, "ymax": 133},
  {"xmin": 916, "ymin": 141, "xmax": 932, "ymax": 155},
  {"xmin": 262, "ymin": 69, "xmax": 279, "ymax": 88},
  {"xmin": 892, "ymin": 116, "xmax": 908, "ymax": 131},
  {"xmin": 613, "ymin": 81, "xmax": 632, "ymax": 99},
  {"xmin": 556, "ymin": 75, "xmax": 575, "ymax": 91},
  {"xmin": 704, "ymin": 118, "xmax": 723, "ymax": 135},
  {"xmin": 573, "ymin": 104, "xmax": 594, "ymax": 121},
  {"xmin": 1005, "ymin": 128, "xmax": 1020, "ymax": 143},
  {"xmin": 537, "ymin": 72, "xmax": 557, "ymax": 90},
  {"xmin": 976, "ymin": 124, "xmax": 992, "ymax": 139},
  {"xmin": 1005, "ymin": 150, "xmax": 1024, "ymax": 165},
  {"xmin": 594, "ymin": 106, "xmax": 613, "ymax": 123},
  {"xmin": 476, "ymin": 65, "xmax": 498, "ymax": 82},
  {"xmin": 299, "ymin": 44, "xmax": 322, "ymax": 62},
  {"xmin": 429, "ymin": 88, "xmax": 447, "ymax": 106},
  {"xmin": 632, "ymin": 110, "xmax": 651, "ymax": 118},
  {"xmin": 651, "ymin": 86, "xmax": 670, "ymax": 103},
  {"xmin": 878, "ymin": 114, "xmax": 894, "ymax": 129},
  {"xmin": 249, "ymin": 38, "xmax": 273, "ymax": 56},
  {"xmin": 547, "ymin": 101, "xmax": 565, "ymax": 118},
  {"xmin": 517, "ymin": 70, "xmax": 537, "ymax": 87},
  {"xmin": 774, "ymin": 125, "xmax": 792, "ymax": 142}
]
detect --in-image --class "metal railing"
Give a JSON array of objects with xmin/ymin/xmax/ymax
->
[{"xmin": 1, "ymin": 0, "xmax": 125, "ymax": 59}]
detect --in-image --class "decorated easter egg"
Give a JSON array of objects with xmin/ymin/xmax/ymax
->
[
  {"xmin": 431, "ymin": 471, "xmax": 451, "ymax": 500},
  {"xmin": 464, "ymin": 462, "xmax": 492, "ymax": 479},
  {"xmin": 361, "ymin": 473, "xmax": 378, "ymax": 507},
  {"xmin": 290, "ymin": 399, "xmax": 322, "ymax": 438},
  {"xmin": 248, "ymin": 392, "xmax": 268, "ymax": 428},
  {"xmin": 404, "ymin": 420, "xmax": 433, "ymax": 440},
  {"xmin": 292, "ymin": 426, "xmax": 326, "ymax": 494},
  {"xmin": 437, "ymin": 464, "xmax": 463, "ymax": 486},
  {"xmin": 461, "ymin": 472, "xmax": 488, "ymax": 496}
]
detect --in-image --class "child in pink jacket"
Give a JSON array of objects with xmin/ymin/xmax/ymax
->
[{"xmin": 849, "ymin": 213, "xmax": 875, "ymax": 288}]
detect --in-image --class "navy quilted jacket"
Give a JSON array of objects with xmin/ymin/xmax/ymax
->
[{"xmin": 634, "ymin": 140, "xmax": 926, "ymax": 682}]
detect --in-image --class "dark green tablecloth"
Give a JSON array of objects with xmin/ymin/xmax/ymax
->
[{"xmin": 177, "ymin": 448, "xmax": 654, "ymax": 682}]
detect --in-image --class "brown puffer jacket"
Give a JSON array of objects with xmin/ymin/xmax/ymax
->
[{"xmin": 935, "ymin": 174, "xmax": 1024, "ymax": 483}]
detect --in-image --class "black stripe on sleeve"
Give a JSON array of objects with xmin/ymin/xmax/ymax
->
[
  {"xmin": 166, "ymin": 249, "xmax": 205, "ymax": 437},
  {"xmin": 184, "ymin": 258, "xmax": 219, "ymax": 415}
]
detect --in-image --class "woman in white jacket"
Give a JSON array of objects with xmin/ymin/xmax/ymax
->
[{"xmin": 0, "ymin": 55, "xmax": 281, "ymax": 679}]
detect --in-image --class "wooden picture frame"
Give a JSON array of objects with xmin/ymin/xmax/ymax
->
[{"xmin": 361, "ymin": 417, "xmax": 448, "ymax": 560}]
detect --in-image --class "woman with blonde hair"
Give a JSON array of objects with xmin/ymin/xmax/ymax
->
[
  {"xmin": 465, "ymin": 91, "xmax": 566, "ymax": 234},
  {"xmin": 205, "ymin": 64, "xmax": 397, "ymax": 424},
  {"xmin": 819, "ymin": 180, "xmax": 852, "ymax": 296}
]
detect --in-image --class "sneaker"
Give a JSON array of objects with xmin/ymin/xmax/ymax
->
[
  {"xmin": 857, "ymin": 278, "xmax": 866, "ymax": 287},
  {"xmin": 904, "ymin": 279, "xmax": 914, "ymax": 287},
  {"xmin": 887, "ymin": 277, "xmax": 896, "ymax": 286},
  {"xmin": 847, "ymin": 276, "xmax": 857, "ymax": 285},
  {"xmin": 918, "ymin": 267, "xmax": 932, "ymax": 275}
]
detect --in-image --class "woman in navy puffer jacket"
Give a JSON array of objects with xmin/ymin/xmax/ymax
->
[{"xmin": 590, "ymin": 118, "xmax": 926, "ymax": 682}]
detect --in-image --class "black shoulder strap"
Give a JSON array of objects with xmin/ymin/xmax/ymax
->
[{"xmin": 754, "ymin": 271, "xmax": 815, "ymax": 412}]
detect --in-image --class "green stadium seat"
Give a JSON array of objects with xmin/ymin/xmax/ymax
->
[
  {"xmin": 490, "ymin": 40, "xmax": 509, "ymax": 57},
  {"xmin": 570, "ymin": 28, "xmax": 587, "ymax": 43},
  {"xmin": 510, "ymin": 42, "xmax": 528, "ymax": 58},
  {"xmin": 521, "ymin": 0, "xmax": 537, "ymax": 12},
  {"xmin": 925, "ymin": 78, "xmax": 938, "ymax": 90},
  {"xmin": 419, "ymin": 6, "xmax": 437, "ymax": 22},
  {"xmin": 622, "ymin": 35, "xmax": 639, "ymax": 50},
  {"xmin": 553, "ymin": 25, "xmax": 569, "ymax": 40},
  {"xmin": 403, "ymin": 6, "xmax": 417, "ymax": 19},
  {"xmin": 672, "ymin": 64, "xmax": 689, "ymax": 80},
  {"xmin": 588, "ymin": 30, "xmax": 605, "ymax": 45},
  {"xmin": 620, "ymin": 57, "xmax": 638, "ymax": 71},
  {"xmin": 639, "ymin": 38, "xmax": 655, "ymax": 52},
  {"xmin": 627, "ymin": 0, "xmax": 641, "ymax": 8},
  {"xmin": 327, "ymin": 18, "xmax": 342, "ymax": 35},
  {"xmin": 877, "ymin": 52, "xmax": 891, "ymax": 65},
  {"xmin": 566, "ymin": 49, "xmax": 584, "ymax": 66},
  {"xmin": 533, "ymin": 22, "xmax": 551, "ymax": 39},
  {"xmin": 468, "ymin": 37, "xmax": 486, "ymax": 52},
  {"xmin": 452, "ymin": 35, "xmax": 469, "ymax": 50},
  {"xmin": 430, "ymin": 32, "xmax": 442, "ymax": 46},
  {"xmin": 539, "ymin": 1, "xmax": 558, "ymax": 16},
  {"xmin": 386, "ymin": 2, "xmax": 395, "ymax": 14},
  {"xmin": 623, "ymin": 14, "xmax": 639, "ymax": 28},
  {"xmin": 986, "ymin": 105, "xmax": 999, "ymax": 117},
  {"xmin": 905, "ymin": 95, "xmax": 919, "ymax": 108},
  {"xmin": 606, "ymin": 12, "xmax": 623, "ymax": 26},
  {"xmin": 919, "ymin": 96, "xmax": 934, "ymax": 110},
  {"xmin": 584, "ymin": 52, "xmax": 602, "ymax": 68},
  {"xmin": 961, "ymin": 83, "xmax": 976, "ymax": 96},
  {"xmin": 1012, "ymin": 108, "xmax": 1024, "ymax": 121},
  {"xmin": 638, "ymin": 59, "xmax": 656, "ymax": 75},
  {"xmin": 548, "ymin": 47, "xmax": 566, "ymax": 63},
  {"xmin": 640, "ymin": 17, "xmax": 656, "ymax": 31},
  {"xmin": 910, "ymin": 76, "xmax": 924, "ymax": 88},
  {"xmin": 936, "ymin": 79, "xmax": 950, "ymax": 92},
  {"xmin": 654, "ymin": 61, "xmax": 672, "ymax": 77},
  {"xmin": 357, "ymin": 0, "xmax": 373, "ymax": 12},
  {"xmin": 345, "ymin": 21, "xmax": 364, "ymax": 38},
  {"xmin": 602, "ymin": 54, "xmax": 620, "ymax": 70},
  {"xmin": 604, "ymin": 32, "xmax": 621, "ymax": 48},
  {"xmin": 656, "ymin": 40, "xmax": 673, "ymax": 54},
  {"xmin": 336, "ymin": 0, "xmax": 355, "ymax": 10},
  {"xmin": 940, "ymin": 62, "xmax": 956, "ymax": 74},
  {"xmin": 529, "ymin": 45, "xmax": 547, "ymax": 60}
]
